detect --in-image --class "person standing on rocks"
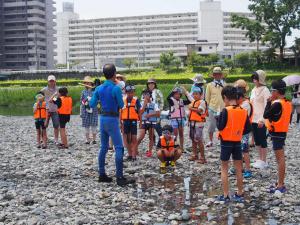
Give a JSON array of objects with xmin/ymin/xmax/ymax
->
[
  {"xmin": 250, "ymin": 70, "xmax": 271, "ymax": 170},
  {"xmin": 264, "ymin": 80, "xmax": 292, "ymax": 193},
  {"xmin": 90, "ymin": 64, "xmax": 135, "ymax": 186},
  {"xmin": 41, "ymin": 75, "xmax": 60, "ymax": 145},
  {"xmin": 205, "ymin": 67, "xmax": 225, "ymax": 148}
]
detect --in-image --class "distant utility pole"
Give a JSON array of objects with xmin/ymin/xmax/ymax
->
[{"xmin": 92, "ymin": 27, "xmax": 96, "ymax": 69}]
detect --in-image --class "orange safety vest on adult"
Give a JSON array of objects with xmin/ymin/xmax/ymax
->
[
  {"xmin": 58, "ymin": 96, "xmax": 72, "ymax": 115},
  {"xmin": 160, "ymin": 136, "xmax": 175, "ymax": 152},
  {"xmin": 189, "ymin": 100, "xmax": 207, "ymax": 122},
  {"xmin": 219, "ymin": 106, "xmax": 248, "ymax": 142},
  {"xmin": 121, "ymin": 97, "xmax": 139, "ymax": 120},
  {"xmin": 34, "ymin": 101, "xmax": 47, "ymax": 119},
  {"xmin": 265, "ymin": 99, "xmax": 292, "ymax": 133}
]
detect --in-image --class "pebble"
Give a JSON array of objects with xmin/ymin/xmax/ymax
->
[{"xmin": 0, "ymin": 116, "xmax": 299, "ymax": 224}]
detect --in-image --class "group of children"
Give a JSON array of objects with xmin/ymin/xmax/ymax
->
[
  {"xmin": 34, "ymin": 72, "xmax": 293, "ymax": 202},
  {"xmin": 33, "ymin": 87, "xmax": 73, "ymax": 149}
]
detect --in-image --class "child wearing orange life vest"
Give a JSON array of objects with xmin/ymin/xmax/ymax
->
[
  {"xmin": 33, "ymin": 92, "xmax": 48, "ymax": 149},
  {"xmin": 264, "ymin": 80, "xmax": 292, "ymax": 194},
  {"xmin": 52, "ymin": 87, "xmax": 72, "ymax": 149},
  {"xmin": 216, "ymin": 86, "xmax": 251, "ymax": 203},
  {"xmin": 188, "ymin": 86, "xmax": 207, "ymax": 163},
  {"xmin": 235, "ymin": 79, "xmax": 253, "ymax": 179},
  {"xmin": 157, "ymin": 125, "xmax": 182, "ymax": 168},
  {"xmin": 167, "ymin": 86, "xmax": 193, "ymax": 150},
  {"xmin": 120, "ymin": 84, "xmax": 141, "ymax": 161}
]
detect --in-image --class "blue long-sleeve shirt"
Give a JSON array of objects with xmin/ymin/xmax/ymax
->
[{"xmin": 90, "ymin": 80, "xmax": 124, "ymax": 116}]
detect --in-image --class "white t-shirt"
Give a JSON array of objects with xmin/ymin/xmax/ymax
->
[{"xmin": 241, "ymin": 100, "xmax": 251, "ymax": 117}]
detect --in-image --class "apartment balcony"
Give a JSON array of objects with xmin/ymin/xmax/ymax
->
[
  {"xmin": 3, "ymin": 25, "xmax": 28, "ymax": 31},
  {"xmin": 28, "ymin": 41, "xmax": 46, "ymax": 46},
  {"xmin": 3, "ymin": 58, "xmax": 28, "ymax": 63},
  {"xmin": 4, "ymin": 34, "xmax": 28, "ymax": 39},
  {"xmin": 3, "ymin": 41, "xmax": 28, "ymax": 47},
  {"xmin": 27, "ymin": 0, "xmax": 46, "ymax": 8},
  {"xmin": 27, "ymin": 8, "xmax": 46, "ymax": 15},
  {"xmin": 28, "ymin": 49, "xmax": 47, "ymax": 54},
  {"xmin": 27, "ymin": 17, "xmax": 46, "ymax": 24},
  {"xmin": 28, "ymin": 25, "xmax": 46, "ymax": 31},
  {"xmin": 4, "ymin": 50, "xmax": 28, "ymax": 55},
  {"xmin": 3, "ymin": 1, "xmax": 26, "ymax": 8},
  {"xmin": 3, "ymin": 18, "xmax": 27, "ymax": 24},
  {"xmin": 27, "ymin": 33, "xmax": 46, "ymax": 39},
  {"xmin": 2, "ymin": 9, "xmax": 27, "ymax": 15}
]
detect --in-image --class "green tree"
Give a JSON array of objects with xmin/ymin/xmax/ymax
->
[
  {"xmin": 160, "ymin": 51, "xmax": 176, "ymax": 70},
  {"xmin": 173, "ymin": 57, "xmax": 182, "ymax": 70},
  {"xmin": 234, "ymin": 52, "xmax": 252, "ymax": 68},
  {"xmin": 248, "ymin": 0, "xmax": 300, "ymax": 62},
  {"xmin": 187, "ymin": 51, "xmax": 206, "ymax": 67},
  {"xmin": 224, "ymin": 58, "xmax": 234, "ymax": 68},
  {"xmin": 207, "ymin": 53, "xmax": 219, "ymax": 65},
  {"xmin": 290, "ymin": 38, "xmax": 300, "ymax": 67},
  {"xmin": 263, "ymin": 47, "xmax": 277, "ymax": 64},
  {"xmin": 123, "ymin": 58, "xmax": 136, "ymax": 69}
]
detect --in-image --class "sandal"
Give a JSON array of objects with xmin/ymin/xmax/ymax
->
[
  {"xmin": 198, "ymin": 158, "xmax": 207, "ymax": 164},
  {"xmin": 189, "ymin": 155, "xmax": 198, "ymax": 161},
  {"xmin": 58, "ymin": 144, "xmax": 69, "ymax": 149}
]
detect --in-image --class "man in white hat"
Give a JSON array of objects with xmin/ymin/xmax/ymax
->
[
  {"xmin": 205, "ymin": 67, "xmax": 226, "ymax": 147},
  {"xmin": 41, "ymin": 75, "xmax": 60, "ymax": 145}
]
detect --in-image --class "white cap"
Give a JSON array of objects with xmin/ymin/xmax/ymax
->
[{"xmin": 48, "ymin": 75, "xmax": 56, "ymax": 81}]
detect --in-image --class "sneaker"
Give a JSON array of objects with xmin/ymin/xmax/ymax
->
[
  {"xmin": 117, "ymin": 177, "xmax": 135, "ymax": 186},
  {"xmin": 232, "ymin": 193, "xmax": 245, "ymax": 203},
  {"xmin": 37, "ymin": 145, "xmax": 41, "ymax": 148},
  {"xmin": 170, "ymin": 161, "xmax": 176, "ymax": 167},
  {"xmin": 269, "ymin": 185, "xmax": 287, "ymax": 194},
  {"xmin": 98, "ymin": 175, "xmax": 113, "ymax": 183},
  {"xmin": 205, "ymin": 142, "xmax": 213, "ymax": 148},
  {"xmin": 92, "ymin": 140, "xmax": 97, "ymax": 144},
  {"xmin": 243, "ymin": 170, "xmax": 252, "ymax": 179},
  {"xmin": 126, "ymin": 156, "xmax": 133, "ymax": 161},
  {"xmin": 85, "ymin": 141, "xmax": 90, "ymax": 145},
  {"xmin": 252, "ymin": 160, "xmax": 266, "ymax": 169},
  {"xmin": 146, "ymin": 150, "xmax": 152, "ymax": 158},
  {"xmin": 216, "ymin": 195, "xmax": 230, "ymax": 203},
  {"xmin": 160, "ymin": 162, "xmax": 167, "ymax": 168},
  {"xmin": 229, "ymin": 167, "xmax": 236, "ymax": 175},
  {"xmin": 41, "ymin": 145, "xmax": 47, "ymax": 149}
]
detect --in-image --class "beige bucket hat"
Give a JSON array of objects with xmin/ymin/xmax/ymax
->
[
  {"xmin": 253, "ymin": 70, "xmax": 267, "ymax": 85},
  {"xmin": 190, "ymin": 74, "xmax": 206, "ymax": 84},
  {"xmin": 82, "ymin": 76, "xmax": 94, "ymax": 83},
  {"xmin": 234, "ymin": 79, "xmax": 249, "ymax": 91}
]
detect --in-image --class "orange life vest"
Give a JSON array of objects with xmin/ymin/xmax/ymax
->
[
  {"xmin": 34, "ymin": 101, "xmax": 47, "ymax": 119},
  {"xmin": 121, "ymin": 97, "xmax": 139, "ymax": 120},
  {"xmin": 160, "ymin": 136, "xmax": 175, "ymax": 152},
  {"xmin": 189, "ymin": 100, "xmax": 207, "ymax": 122},
  {"xmin": 218, "ymin": 105, "xmax": 247, "ymax": 142},
  {"xmin": 58, "ymin": 96, "xmax": 72, "ymax": 115},
  {"xmin": 265, "ymin": 99, "xmax": 292, "ymax": 133}
]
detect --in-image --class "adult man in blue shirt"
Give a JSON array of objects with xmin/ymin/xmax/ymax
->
[{"xmin": 90, "ymin": 64, "xmax": 135, "ymax": 186}]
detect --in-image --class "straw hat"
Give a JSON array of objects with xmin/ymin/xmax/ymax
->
[
  {"xmin": 234, "ymin": 79, "xmax": 249, "ymax": 91},
  {"xmin": 253, "ymin": 70, "xmax": 267, "ymax": 85},
  {"xmin": 190, "ymin": 74, "xmax": 206, "ymax": 84},
  {"xmin": 82, "ymin": 76, "xmax": 94, "ymax": 83},
  {"xmin": 116, "ymin": 74, "xmax": 126, "ymax": 81},
  {"xmin": 147, "ymin": 78, "xmax": 156, "ymax": 84},
  {"xmin": 210, "ymin": 67, "xmax": 227, "ymax": 78}
]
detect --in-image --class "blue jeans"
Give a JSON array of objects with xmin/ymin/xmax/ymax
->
[{"xmin": 99, "ymin": 116, "xmax": 124, "ymax": 178}]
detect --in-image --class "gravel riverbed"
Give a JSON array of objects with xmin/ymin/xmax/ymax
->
[{"xmin": 0, "ymin": 115, "xmax": 300, "ymax": 225}]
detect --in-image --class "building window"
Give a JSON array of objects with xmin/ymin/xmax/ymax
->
[
  {"xmin": 198, "ymin": 47, "xmax": 202, "ymax": 52},
  {"xmin": 209, "ymin": 46, "xmax": 213, "ymax": 49}
]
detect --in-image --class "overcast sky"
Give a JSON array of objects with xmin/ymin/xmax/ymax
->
[{"xmin": 54, "ymin": 0, "xmax": 299, "ymax": 46}]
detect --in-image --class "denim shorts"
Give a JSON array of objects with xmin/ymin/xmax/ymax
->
[
  {"xmin": 241, "ymin": 134, "xmax": 250, "ymax": 153},
  {"xmin": 220, "ymin": 141, "xmax": 242, "ymax": 161},
  {"xmin": 170, "ymin": 118, "xmax": 185, "ymax": 128},
  {"xmin": 270, "ymin": 135, "xmax": 286, "ymax": 151},
  {"xmin": 49, "ymin": 112, "xmax": 60, "ymax": 129},
  {"xmin": 35, "ymin": 119, "xmax": 46, "ymax": 130}
]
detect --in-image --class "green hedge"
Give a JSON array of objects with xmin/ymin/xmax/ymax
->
[{"xmin": 0, "ymin": 73, "xmax": 289, "ymax": 87}]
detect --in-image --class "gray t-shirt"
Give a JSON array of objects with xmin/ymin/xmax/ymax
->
[{"xmin": 41, "ymin": 86, "xmax": 58, "ymax": 112}]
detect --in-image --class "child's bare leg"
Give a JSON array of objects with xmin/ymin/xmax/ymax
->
[
  {"xmin": 198, "ymin": 140, "xmax": 205, "ymax": 159},
  {"xmin": 85, "ymin": 127, "xmax": 90, "ymax": 142},
  {"xmin": 234, "ymin": 160, "xmax": 244, "ymax": 196},
  {"xmin": 37, "ymin": 129, "xmax": 41, "ymax": 145},
  {"xmin": 123, "ymin": 134, "xmax": 131, "ymax": 156},
  {"xmin": 192, "ymin": 141, "xmax": 198, "ymax": 158},
  {"xmin": 274, "ymin": 149, "xmax": 285, "ymax": 188},
  {"xmin": 157, "ymin": 149, "xmax": 166, "ymax": 162},
  {"xmin": 131, "ymin": 135, "xmax": 138, "ymax": 157},
  {"xmin": 148, "ymin": 128, "xmax": 154, "ymax": 152},
  {"xmin": 221, "ymin": 161, "xmax": 230, "ymax": 197},
  {"xmin": 243, "ymin": 152, "xmax": 251, "ymax": 171},
  {"xmin": 173, "ymin": 127, "xmax": 179, "ymax": 141},
  {"xmin": 137, "ymin": 129, "xmax": 146, "ymax": 145},
  {"xmin": 60, "ymin": 128, "xmax": 68, "ymax": 147},
  {"xmin": 179, "ymin": 127, "xmax": 184, "ymax": 149},
  {"xmin": 42, "ymin": 129, "xmax": 47, "ymax": 147},
  {"xmin": 173, "ymin": 149, "xmax": 182, "ymax": 161},
  {"xmin": 92, "ymin": 126, "xmax": 97, "ymax": 142}
]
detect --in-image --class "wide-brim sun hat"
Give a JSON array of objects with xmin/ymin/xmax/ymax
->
[
  {"xmin": 234, "ymin": 79, "xmax": 249, "ymax": 91},
  {"xmin": 210, "ymin": 67, "xmax": 227, "ymax": 78},
  {"xmin": 190, "ymin": 74, "xmax": 206, "ymax": 84},
  {"xmin": 48, "ymin": 75, "xmax": 56, "ymax": 81},
  {"xmin": 82, "ymin": 76, "xmax": 94, "ymax": 83},
  {"xmin": 116, "ymin": 74, "xmax": 126, "ymax": 81},
  {"xmin": 253, "ymin": 70, "xmax": 267, "ymax": 85},
  {"xmin": 147, "ymin": 78, "xmax": 156, "ymax": 84}
]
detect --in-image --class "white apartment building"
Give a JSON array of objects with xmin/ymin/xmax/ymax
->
[{"xmin": 60, "ymin": 0, "xmax": 265, "ymax": 68}]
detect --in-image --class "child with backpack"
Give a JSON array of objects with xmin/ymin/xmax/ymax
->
[
  {"xmin": 157, "ymin": 125, "xmax": 182, "ymax": 169},
  {"xmin": 216, "ymin": 86, "xmax": 251, "ymax": 203},
  {"xmin": 120, "ymin": 84, "xmax": 141, "ymax": 161},
  {"xmin": 33, "ymin": 92, "xmax": 48, "ymax": 149},
  {"xmin": 167, "ymin": 86, "xmax": 193, "ymax": 150},
  {"xmin": 137, "ymin": 89, "xmax": 160, "ymax": 157},
  {"xmin": 188, "ymin": 87, "xmax": 208, "ymax": 163}
]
